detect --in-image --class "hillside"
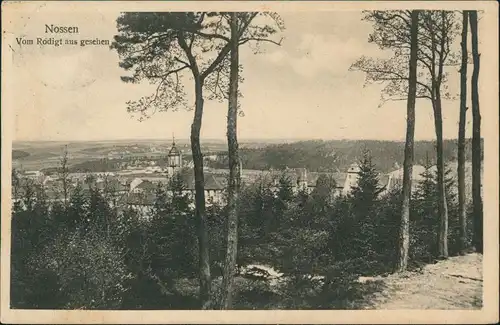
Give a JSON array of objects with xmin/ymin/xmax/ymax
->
[
  {"xmin": 12, "ymin": 150, "xmax": 30, "ymax": 159},
  {"xmin": 211, "ymin": 139, "xmax": 481, "ymax": 173}
]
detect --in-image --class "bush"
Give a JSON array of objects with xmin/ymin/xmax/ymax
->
[{"xmin": 32, "ymin": 230, "xmax": 132, "ymax": 309}]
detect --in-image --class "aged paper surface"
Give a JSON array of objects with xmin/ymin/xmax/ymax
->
[{"xmin": 1, "ymin": 1, "xmax": 498, "ymax": 324}]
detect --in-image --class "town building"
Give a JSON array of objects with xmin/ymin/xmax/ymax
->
[
  {"xmin": 124, "ymin": 137, "xmax": 225, "ymax": 214},
  {"xmin": 385, "ymin": 164, "xmax": 427, "ymax": 193},
  {"xmin": 342, "ymin": 163, "xmax": 361, "ymax": 196}
]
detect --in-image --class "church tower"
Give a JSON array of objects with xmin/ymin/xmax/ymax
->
[{"xmin": 167, "ymin": 134, "xmax": 182, "ymax": 176}]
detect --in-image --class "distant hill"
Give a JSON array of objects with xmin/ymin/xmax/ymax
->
[
  {"xmin": 12, "ymin": 150, "xmax": 30, "ymax": 159},
  {"xmin": 16, "ymin": 138, "xmax": 483, "ymax": 175},
  {"xmin": 209, "ymin": 139, "xmax": 482, "ymax": 173}
]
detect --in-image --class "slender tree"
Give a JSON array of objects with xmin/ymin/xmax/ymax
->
[
  {"xmin": 112, "ymin": 13, "xmax": 225, "ymax": 307},
  {"xmin": 457, "ymin": 11, "xmax": 469, "ymax": 253},
  {"xmin": 420, "ymin": 11, "xmax": 459, "ymax": 258},
  {"xmin": 397, "ymin": 10, "xmax": 420, "ymax": 272},
  {"xmin": 220, "ymin": 12, "xmax": 241, "ymax": 310},
  {"xmin": 201, "ymin": 12, "xmax": 283, "ymax": 309},
  {"xmin": 469, "ymin": 10, "xmax": 483, "ymax": 254},
  {"xmin": 351, "ymin": 10, "xmax": 458, "ymax": 259},
  {"xmin": 112, "ymin": 12, "xmax": 283, "ymax": 308}
]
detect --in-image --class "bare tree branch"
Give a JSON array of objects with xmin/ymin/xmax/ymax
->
[{"xmin": 239, "ymin": 37, "xmax": 283, "ymax": 46}]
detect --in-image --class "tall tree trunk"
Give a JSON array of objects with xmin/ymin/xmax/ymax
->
[
  {"xmin": 469, "ymin": 10, "xmax": 483, "ymax": 254},
  {"xmin": 221, "ymin": 12, "xmax": 241, "ymax": 309},
  {"xmin": 191, "ymin": 78, "xmax": 212, "ymax": 309},
  {"xmin": 457, "ymin": 11, "xmax": 469, "ymax": 254},
  {"xmin": 434, "ymin": 93, "xmax": 449, "ymax": 259},
  {"xmin": 397, "ymin": 9, "xmax": 419, "ymax": 273}
]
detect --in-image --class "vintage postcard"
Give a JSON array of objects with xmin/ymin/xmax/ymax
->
[{"xmin": 1, "ymin": 1, "xmax": 498, "ymax": 324}]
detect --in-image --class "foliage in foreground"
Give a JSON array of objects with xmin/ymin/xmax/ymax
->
[{"xmin": 11, "ymin": 155, "xmax": 473, "ymax": 309}]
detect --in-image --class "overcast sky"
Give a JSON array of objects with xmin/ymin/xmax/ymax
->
[{"xmin": 6, "ymin": 4, "xmax": 488, "ymax": 142}]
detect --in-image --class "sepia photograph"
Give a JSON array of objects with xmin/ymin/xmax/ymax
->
[{"xmin": 1, "ymin": 1, "xmax": 498, "ymax": 324}]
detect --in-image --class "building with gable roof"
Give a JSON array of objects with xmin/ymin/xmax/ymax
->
[{"xmin": 342, "ymin": 163, "xmax": 362, "ymax": 195}]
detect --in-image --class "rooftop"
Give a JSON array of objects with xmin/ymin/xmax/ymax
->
[{"xmin": 168, "ymin": 141, "xmax": 181, "ymax": 156}]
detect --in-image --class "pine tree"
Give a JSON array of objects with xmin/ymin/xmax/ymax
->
[
  {"xmin": 152, "ymin": 182, "xmax": 169, "ymax": 219},
  {"xmin": 271, "ymin": 173, "xmax": 294, "ymax": 232},
  {"xmin": 348, "ymin": 150, "xmax": 383, "ymax": 259},
  {"xmin": 277, "ymin": 173, "xmax": 294, "ymax": 202},
  {"xmin": 168, "ymin": 173, "xmax": 191, "ymax": 214},
  {"xmin": 306, "ymin": 174, "xmax": 337, "ymax": 228},
  {"xmin": 68, "ymin": 183, "xmax": 88, "ymax": 230},
  {"xmin": 409, "ymin": 160, "xmax": 437, "ymax": 262},
  {"xmin": 412, "ymin": 156, "xmax": 437, "ymax": 222},
  {"xmin": 410, "ymin": 158, "xmax": 458, "ymax": 260},
  {"xmin": 149, "ymin": 180, "xmax": 198, "ymax": 283},
  {"xmin": 294, "ymin": 187, "xmax": 311, "ymax": 228},
  {"xmin": 350, "ymin": 151, "xmax": 384, "ymax": 211},
  {"xmin": 87, "ymin": 187, "xmax": 113, "ymax": 237},
  {"xmin": 311, "ymin": 174, "xmax": 336, "ymax": 208}
]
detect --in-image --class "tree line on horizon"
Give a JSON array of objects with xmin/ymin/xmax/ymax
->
[{"xmin": 206, "ymin": 138, "xmax": 481, "ymax": 173}]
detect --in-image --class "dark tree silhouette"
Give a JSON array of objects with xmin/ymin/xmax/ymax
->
[
  {"xmin": 397, "ymin": 10, "xmax": 420, "ymax": 272},
  {"xmin": 457, "ymin": 11, "xmax": 469, "ymax": 253},
  {"xmin": 111, "ymin": 12, "xmax": 283, "ymax": 308},
  {"xmin": 220, "ymin": 12, "xmax": 283, "ymax": 309},
  {"xmin": 419, "ymin": 11, "xmax": 459, "ymax": 259},
  {"xmin": 469, "ymin": 10, "xmax": 483, "ymax": 254},
  {"xmin": 111, "ymin": 12, "xmax": 227, "ymax": 308},
  {"xmin": 351, "ymin": 10, "xmax": 459, "ymax": 259},
  {"xmin": 221, "ymin": 12, "xmax": 242, "ymax": 310}
]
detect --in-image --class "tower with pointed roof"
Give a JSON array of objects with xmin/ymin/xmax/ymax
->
[{"xmin": 167, "ymin": 134, "xmax": 182, "ymax": 176}]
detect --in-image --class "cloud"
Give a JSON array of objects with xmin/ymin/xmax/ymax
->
[
  {"xmin": 265, "ymin": 50, "xmax": 286, "ymax": 64},
  {"xmin": 262, "ymin": 33, "xmax": 383, "ymax": 79}
]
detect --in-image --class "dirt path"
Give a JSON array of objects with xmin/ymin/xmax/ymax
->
[{"xmin": 364, "ymin": 253, "xmax": 483, "ymax": 309}]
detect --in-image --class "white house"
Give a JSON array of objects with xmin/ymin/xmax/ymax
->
[
  {"xmin": 342, "ymin": 163, "xmax": 361, "ymax": 196},
  {"xmin": 385, "ymin": 164, "xmax": 427, "ymax": 192}
]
